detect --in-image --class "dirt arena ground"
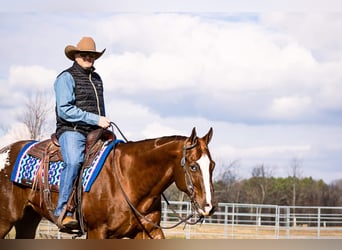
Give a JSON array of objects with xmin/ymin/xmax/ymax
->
[{"xmin": 5, "ymin": 220, "xmax": 342, "ymax": 239}]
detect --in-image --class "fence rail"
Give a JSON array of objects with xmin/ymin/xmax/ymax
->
[
  {"xmin": 162, "ymin": 202, "xmax": 342, "ymax": 239},
  {"xmin": 35, "ymin": 201, "xmax": 342, "ymax": 239}
]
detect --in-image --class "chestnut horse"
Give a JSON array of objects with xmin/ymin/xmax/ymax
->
[{"xmin": 0, "ymin": 127, "xmax": 216, "ymax": 239}]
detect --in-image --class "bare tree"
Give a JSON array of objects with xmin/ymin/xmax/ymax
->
[
  {"xmin": 219, "ymin": 160, "xmax": 240, "ymax": 184},
  {"xmin": 250, "ymin": 164, "xmax": 273, "ymax": 204},
  {"xmin": 289, "ymin": 157, "xmax": 303, "ymax": 179},
  {"xmin": 215, "ymin": 160, "xmax": 240, "ymax": 203},
  {"xmin": 18, "ymin": 92, "xmax": 52, "ymax": 140},
  {"xmin": 289, "ymin": 157, "xmax": 303, "ymax": 207},
  {"xmin": 288, "ymin": 157, "xmax": 303, "ymax": 226}
]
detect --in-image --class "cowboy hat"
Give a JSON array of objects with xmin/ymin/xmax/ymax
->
[{"xmin": 64, "ymin": 37, "xmax": 106, "ymax": 61}]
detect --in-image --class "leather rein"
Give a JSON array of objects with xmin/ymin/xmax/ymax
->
[{"xmin": 110, "ymin": 123, "xmax": 204, "ymax": 233}]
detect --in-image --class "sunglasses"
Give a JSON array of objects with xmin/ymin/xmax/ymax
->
[{"xmin": 79, "ymin": 52, "xmax": 96, "ymax": 59}]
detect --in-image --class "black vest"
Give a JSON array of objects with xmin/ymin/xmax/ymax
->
[{"xmin": 55, "ymin": 62, "xmax": 105, "ymax": 138}]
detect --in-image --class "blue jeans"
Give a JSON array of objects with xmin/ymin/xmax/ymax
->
[{"xmin": 54, "ymin": 131, "xmax": 86, "ymax": 217}]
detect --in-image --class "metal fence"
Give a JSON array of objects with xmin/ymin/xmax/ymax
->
[
  {"xmin": 162, "ymin": 202, "xmax": 342, "ymax": 239},
  {"xmin": 35, "ymin": 201, "xmax": 342, "ymax": 239}
]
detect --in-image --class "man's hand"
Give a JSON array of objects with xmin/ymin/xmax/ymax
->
[{"xmin": 98, "ymin": 116, "xmax": 111, "ymax": 129}]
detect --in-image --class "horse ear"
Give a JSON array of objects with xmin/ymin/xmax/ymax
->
[
  {"xmin": 202, "ymin": 127, "xmax": 213, "ymax": 145},
  {"xmin": 188, "ymin": 127, "xmax": 197, "ymax": 145}
]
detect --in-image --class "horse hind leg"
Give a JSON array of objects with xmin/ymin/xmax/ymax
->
[
  {"xmin": 14, "ymin": 206, "xmax": 42, "ymax": 239},
  {"xmin": 0, "ymin": 221, "xmax": 14, "ymax": 239},
  {"xmin": 0, "ymin": 207, "xmax": 18, "ymax": 238}
]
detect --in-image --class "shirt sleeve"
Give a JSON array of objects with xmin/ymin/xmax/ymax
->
[{"xmin": 54, "ymin": 72, "xmax": 99, "ymax": 125}]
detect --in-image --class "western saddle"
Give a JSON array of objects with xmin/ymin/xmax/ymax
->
[{"xmin": 26, "ymin": 128, "xmax": 116, "ymax": 232}]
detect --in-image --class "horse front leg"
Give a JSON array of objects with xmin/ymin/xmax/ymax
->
[
  {"xmin": 150, "ymin": 228, "xmax": 165, "ymax": 239},
  {"xmin": 134, "ymin": 210, "xmax": 165, "ymax": 239},
  {"xmin": 86, "ymin": 226, "xmax": 109, "ymax": 239},
  {"xmin": 134, "ymin": 228, "xmax": 165, "ymax": 239}
]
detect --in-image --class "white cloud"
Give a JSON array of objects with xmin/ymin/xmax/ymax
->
[
  {"xmin": 260, "ymin": 13, "xmax": 342, "ymax": 61},
  {"xmin": 99, "ymin": 51, "xmax": 197, "ymax": 94},
  {"xmin": 3, "ymin": 0, "xmax": 342, "ymax": 12},
  {"xmin": 142, "ymin": 122, "xmax": 182, "ymax": 138},
  {"xmin": 95, "ymin": 13, "xmax": 342, "ymax": 125},
  {"xmin": 0, "ymin": 122, "xmax": 30, "ymax": 147},
  {"xmin": 217, "ymin": 144, "xmax": 311, "ymax": 159},
  {"xmin": 269, "ymin": 95, "xmax": 313, "ymax": 120},
  {"xmin": 1, "ymin": 12, "xmax": 342, "ymax": 183},
  {"xmin": 8, "ymin": 65, "xmax": 56, "ymax": 91}
]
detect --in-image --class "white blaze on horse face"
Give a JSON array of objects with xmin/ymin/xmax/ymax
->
[
  {"xmin": 0, "ymin": 149, "xmax": 10, "ymax": 172},
  {"xmin": 196, "ymin": 154, "xmax": 212, "ymax": 215}
]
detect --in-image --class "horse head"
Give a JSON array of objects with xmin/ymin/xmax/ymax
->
[{"xmin": 174, "ymin": 127, "xmax": 216, "ymax": 216}]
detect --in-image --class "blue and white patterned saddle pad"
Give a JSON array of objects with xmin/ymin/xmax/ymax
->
[{"xmin": 11, "ymin": 139, "xmax": 123, "ymax": 192}]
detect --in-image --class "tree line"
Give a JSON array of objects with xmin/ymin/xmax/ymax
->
[
  {"xmin": 215, "ymin": 164, "xmax": 342, "ymax": 207},
  {"xmin": 164, "ymin": 163, "xmax": 342, "ymax": 208}
]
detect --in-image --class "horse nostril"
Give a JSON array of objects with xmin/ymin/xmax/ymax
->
[{"xmin": 203, "ymin": 203, "xmax": 213, "ymax": 214}]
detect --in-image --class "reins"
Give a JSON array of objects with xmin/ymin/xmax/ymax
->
[
  {"xmin": 110, "ymin": 121, "xmax": 129, "ymax": 142},
  {"xmin": 109, "ymin": 123, "xmax": 204, "ymax": 233}
]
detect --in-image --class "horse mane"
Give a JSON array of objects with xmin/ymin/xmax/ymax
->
[
  {"xmin": 126, "ymin": 135, "xmax": 187, "ymax": 148},
  {"xmin": 153, "ymin": 135, "xmax": 187, "ymax": 147}
]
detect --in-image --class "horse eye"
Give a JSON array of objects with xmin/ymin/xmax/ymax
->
[{"xmin": 190, "ymin": 164, "xmax": 198, "ymax": 172}]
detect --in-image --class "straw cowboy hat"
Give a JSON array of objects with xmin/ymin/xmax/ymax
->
[{"xmin": 65, "ymin": 37, "xmax": 106, "ymax": 61}]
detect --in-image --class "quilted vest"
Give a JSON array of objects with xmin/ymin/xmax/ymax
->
[{"xmin": 55, "ymin": 62, "xmax": 105, "ymax": 138}]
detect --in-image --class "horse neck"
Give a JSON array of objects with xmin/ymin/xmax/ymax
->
[{"xmin": 127, "ymin": 136, "xmax": 186, "ymax": 195}]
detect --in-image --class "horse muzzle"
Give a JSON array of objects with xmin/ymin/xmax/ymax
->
[{"xmin": 197, "ymin": 202, "xmax": 216, "ymax": 216}]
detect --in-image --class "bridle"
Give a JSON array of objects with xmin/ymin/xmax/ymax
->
[
  {"xmin": 110, "ymin": 123, "xmax": 204, "ymax": 235},
  {"xmin": 180, "ymin": 140, "xmax": 202, "ymax": 214}
]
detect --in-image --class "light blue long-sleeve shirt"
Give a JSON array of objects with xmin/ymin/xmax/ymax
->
[{"xmin": 54, "ymin": 71, "xmax": 100, "ymax": 126}]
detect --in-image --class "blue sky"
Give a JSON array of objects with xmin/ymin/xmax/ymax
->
[{"xmin": 1, "ymin": 1, "xmax": 342, "ymax": 183}]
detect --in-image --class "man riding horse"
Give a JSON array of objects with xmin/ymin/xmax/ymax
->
[
  {"xmin": 0, "ymin": 38, "xmax": 217, "ymax": 239},
  {"xmin": 54, "ymin": 37, "xmax": 111, "ymax": 228}
]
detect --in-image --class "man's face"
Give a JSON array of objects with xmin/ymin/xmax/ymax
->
[{"xmin": 75, "ymin": 52, "xmax": 95, "ymax": 69}]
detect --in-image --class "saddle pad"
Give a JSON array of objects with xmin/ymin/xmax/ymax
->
[{"xmin": 11, "ymin": 139, "xmax": 123, "ymax": 192}]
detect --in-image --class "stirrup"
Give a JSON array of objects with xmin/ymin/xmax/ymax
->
[{"xmin": 56, "ymin": 205, "xmax": 68, "ymax": 229}]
